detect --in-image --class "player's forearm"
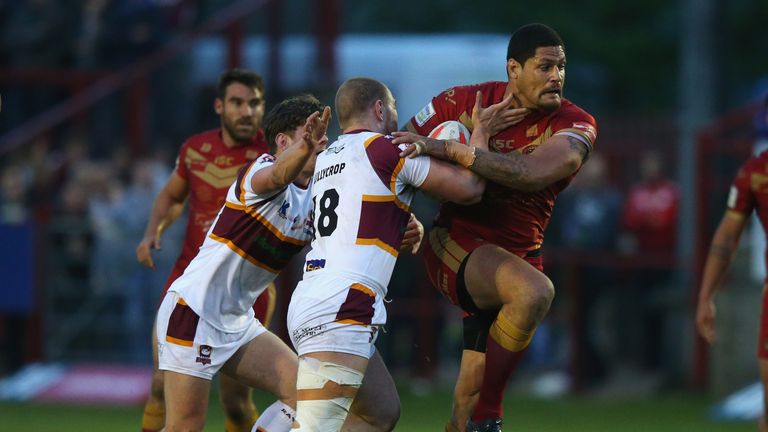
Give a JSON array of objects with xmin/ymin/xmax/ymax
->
[
  {"xmin": 143, "ymin": 192, "xmax": 185, "ymax": 239},
  {"xmin": 268, "ymin": 142, "xmax": 313, "ymax": 189},
  {"xmin": 698, "ymin": 244, "xmax": 735, "ymax": 304}
]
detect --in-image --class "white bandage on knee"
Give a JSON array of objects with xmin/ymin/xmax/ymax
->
[
  {"xmin": 293, "ymin": 357, "xmax": 364, "ymax": 432},
  {"xmin": 251, "ymin": 400, "xmax": 296, "ymax": 432}
]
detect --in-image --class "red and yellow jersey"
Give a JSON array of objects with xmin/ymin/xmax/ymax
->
[
  {"xmin": 164, "ymin": 128, "xmax": 268, "ymax": 291},
  {"xmin": 728, "ymin": 150, "xmax": 768, "ymax": 269},
  {"xmin": 407, "ymin": 81, "xmax": 597, "ymax": 254}
]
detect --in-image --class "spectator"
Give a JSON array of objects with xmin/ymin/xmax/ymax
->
[
  {"xmin": 619, "ymin": 149, "xmax": 680, "ymax": 379},
  {"xmin": 556, "ymin": 153, "xmax": 623, "ymax": 387}
]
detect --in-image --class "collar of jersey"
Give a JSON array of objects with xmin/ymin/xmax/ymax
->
[{"xmin": 341, "ymin": 128, "xmax": 375, "ymax": 135}]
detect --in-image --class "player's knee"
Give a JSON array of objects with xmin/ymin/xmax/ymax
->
[
  {"xmin": 150, "ymin": 369, "xmax": 165, "ymax": 401},
  {"xmin": 370, "ymin": 395, "xmax": 401, "ymax": 431},
  {"xmin": 518, "ymin": 277, "xmax": 554, "ymax": 320}
]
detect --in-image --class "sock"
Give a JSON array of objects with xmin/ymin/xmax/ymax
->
[
  {"xmin": 141, "ymin": 399, "xmax": 165, "ymax": 432},
  {"xmin": 251, "ymin": 401, "xmax": 295, "ymax": 432},
  {"xmin": 472, "ymin": 311, "xmax": 532, "ymax": 421}
]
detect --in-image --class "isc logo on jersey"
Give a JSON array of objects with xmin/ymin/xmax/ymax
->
[{"xmin": 429, "ymin": 120, "xmax": 471, "ymax": 144}]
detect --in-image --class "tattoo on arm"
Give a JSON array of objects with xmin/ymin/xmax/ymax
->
[
  {"xmin": 567, "ymin": 136, "xmax": 589, "ymax": 160},
  {"xmin": 469, "ymin": 150, "xmax": 529, "ymax": 186}
]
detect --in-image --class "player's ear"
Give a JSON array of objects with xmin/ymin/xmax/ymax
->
[
  {"xmin": 374, "ymin": 100, "xmax": 384, "ymax": 120},
  {"xmin": 507, "ymin": 59, "xmax": 520, "ymax": 80},
  {"xmin": 214, "ymin": 98, "xmax": 223, "ymax": 115},
  {"xmin": 275, "ymin": 132, "xmax": 289, "ymax": 152}
]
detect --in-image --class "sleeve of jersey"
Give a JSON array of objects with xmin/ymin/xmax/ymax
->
[
  {"xmin": 551, "ymin": 110, "xmax": 598, "ymax": 155},
  {"xmin": 397, "ymin": 144, "xmax": 431, "ymax": 188},
  {"xmin": 727, "ymin": 162, "xmax": 755, "ymax": 214},
  {"xmin": 406, "ymin": 88, "xmax": 460, "ymax": 135},
  {"xmin": 237, "ymin": 153, "xmax": 284, "ymax": 206},
  {"xmin": 174, "ymin": 143, "xmax": 190, "ymax": 180}
]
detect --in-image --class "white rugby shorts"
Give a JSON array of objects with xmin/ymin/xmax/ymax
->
[
  {"xmin": 156, "ymin": 291, "xmax": 267, "ymax": 380},
  {"xmin": 287, "ymin": 274, "xmax": 386, "ymax": 359}
]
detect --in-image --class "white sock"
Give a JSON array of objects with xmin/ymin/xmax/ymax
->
[{"xmin": 251, "ymin": 400, "xmax": 295, "ymax": 432}]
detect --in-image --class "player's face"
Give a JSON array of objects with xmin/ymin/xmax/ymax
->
[
  {"xmin": 219, "ymin": 83, "xmax": 265, "ymax": 142},
  {"xmin": 516, "ymin": 46, "xmax": 566, "ymax": 113}
]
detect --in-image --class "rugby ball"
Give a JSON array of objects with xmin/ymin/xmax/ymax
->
[{"xmin": 428, "ymin": 121, "xmax": 470, "ymax": 144}]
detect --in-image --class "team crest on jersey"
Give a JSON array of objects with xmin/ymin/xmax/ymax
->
[
  {"xmin": 196, "ymin": 344, "xmax": 212, "ymax": 365},
  {"xmin": 200, "ymin": 143, "xmax": 212, "ymax": 153},
  {"xmin": 415, "ymin": 102, "xmax": 436, "ymax": 127}
]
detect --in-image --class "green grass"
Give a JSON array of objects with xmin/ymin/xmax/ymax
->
[{"xmin": 0, "ymin": 388, "xmax": 755, "ymax": 431}]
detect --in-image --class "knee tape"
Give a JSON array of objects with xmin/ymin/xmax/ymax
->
[
  {"xmin": 294, "ymin": 357, "xmax": 364, "ymax": 431},
  {"xmin": 489, "ymin": 311, "xmax": 535, "ymax": 352}
]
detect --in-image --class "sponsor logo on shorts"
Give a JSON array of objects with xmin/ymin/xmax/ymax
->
[
  {"xmin": 305, "ymin": 259, "xmax": 326, "ymax": 272},
  {"xmin": 415, "ymin": 102, "xmax": 436, "ymax": 127},
  {"xmin": 196, "ymin": 344, "xmax": 213, "ymax": 365},
  {"xmin": 292, "ymin": 324, "xmax": 325, "ymax": 342}
]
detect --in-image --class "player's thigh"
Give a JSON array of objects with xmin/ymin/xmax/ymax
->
[
  {"xmin": 221, "ymin": 330, "xmax": 297, "ymax": 401},
  {"xmin": 348, "ymin": 350, "xmax": 400, "ymax": 425},
  {"xmin": 218, "ymin": 372, "xmax": 252, "ymax": 407},
  {"xmin": 164, "ymin": 370, "xmax": 211, "ymax": 429},
  {"xmin": 464, "ymin": 244, "xmax": 552, "ymax": 310}
]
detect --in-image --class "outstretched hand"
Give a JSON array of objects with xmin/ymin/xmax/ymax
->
[
  {"xmin": 302, "ymin": 106, "xmax": 332, "ymax": 152},
  {"xmin": 472, "ymin": 91, "xmax": 528, "ymax": 136}
]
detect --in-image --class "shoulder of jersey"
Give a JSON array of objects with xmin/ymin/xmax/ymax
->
[
  {"xmin": 445, "ymin": 81, "xmax": 504, "ymax": 99},
  {"xmin": 184, "ymin": 129, "xmax": 222, "ymax": 148},
  {"xmin": 559, "ymin": 99, "xmax": 594, "ymax": 118}
]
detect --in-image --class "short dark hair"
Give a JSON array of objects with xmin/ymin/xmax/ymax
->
[
  {"xmin": 217, "ymin": 68, "xmax": 264, "ymax": 99},
  {"xmin": 263, "ymin": 94, "xmax": 324, "ymax": 153},
  {"xmin": 335, "ymin": 77, "xmax": 390, "ymax": 129},
  {"xmin": 506, "ymin": 23, "xmax": 564, "ymax": 65}
]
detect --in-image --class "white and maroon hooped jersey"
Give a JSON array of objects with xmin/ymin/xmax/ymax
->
[
  {"xmin": 169, "ymin": 153, "xmax": 314, "ymax": 332},
  {"xmin": 302, "ymin": 129, "xmax": 430, "ymax": 295}
]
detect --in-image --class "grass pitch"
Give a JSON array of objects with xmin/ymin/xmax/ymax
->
[{"xmin": 0, "ymin": 388, "xmax": 754, "ymax": 431}]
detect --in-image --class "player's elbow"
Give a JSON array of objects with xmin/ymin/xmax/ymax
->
[{"xmin": 452, "ymin": 181, "xmax": 484, "ymax": 205}]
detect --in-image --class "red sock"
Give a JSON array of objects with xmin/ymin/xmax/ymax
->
[{"xmin": 471, "ymin": 338, "xmax": 526, "ymax": 421}]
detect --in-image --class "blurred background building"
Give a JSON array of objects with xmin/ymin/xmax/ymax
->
[{"xmin": 1, "ymin": 0, "xmax": 768, "ymax": 425}]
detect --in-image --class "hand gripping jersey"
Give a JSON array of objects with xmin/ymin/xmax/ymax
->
[
  {"xmin": 164, "ymin": 129, "xmax": 268, "ymax": 292},
  {"xmin": 302, "ymin": 130, "xmax": 431, "ymax": 296},
  {"xmin": 168, "ymin": 153, "xmax": 313, "ymax": 332},
  {"xmin": 408, "ymin": 82, "xmax": 597, "ymax": 254}
]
